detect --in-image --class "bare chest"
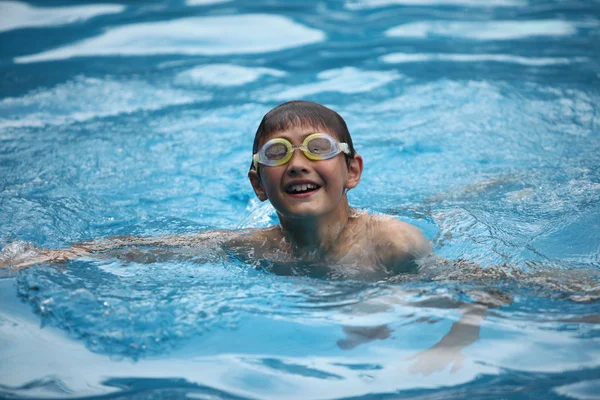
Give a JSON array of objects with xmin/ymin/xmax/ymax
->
[{"xmin": 246, "ymin": 232, "xmax": 385, "ymax": 279}]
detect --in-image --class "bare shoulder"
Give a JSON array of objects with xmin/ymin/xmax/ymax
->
[
  {"xmin": 223, "ymin": 226, "xmax": 282, "ymax": 248},
  {"xmin": 217, "ymin": 226, "xmax": 285, "ymax": 263},
  {"xmin": 366, "ymin": 214, "xmax": 432, "ymax": 269}
]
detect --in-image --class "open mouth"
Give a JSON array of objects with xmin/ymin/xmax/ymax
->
[{"xmin": 285, "ymin": 183, "xmax": 321, "ymax": 195}]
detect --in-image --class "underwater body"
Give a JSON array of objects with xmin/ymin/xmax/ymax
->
[{"xmin": 1, "ymin": 0, "xmax": 599, "ymax": 398}]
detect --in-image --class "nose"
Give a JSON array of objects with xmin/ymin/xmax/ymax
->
[{"xmin": 286, "ymin": 148, "xmax": 310, "ymax": 176}]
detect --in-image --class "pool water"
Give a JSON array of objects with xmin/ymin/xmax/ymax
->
[{"xmin": 1, "ymin": 0, "xmax": 599, "ymax": 399}]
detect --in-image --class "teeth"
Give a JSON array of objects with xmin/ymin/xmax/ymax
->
[{"xmin": 289, "ymin": 183, "xmax": 318, "ymax": 193}]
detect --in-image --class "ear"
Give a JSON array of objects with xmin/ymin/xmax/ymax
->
[
  {"xmin": 248, "ymin": 169, "xmax": 268, "ymax": 201},
  {"xmin": 345, "ymin": 153, "xmax": 363, "ymax": 190}
]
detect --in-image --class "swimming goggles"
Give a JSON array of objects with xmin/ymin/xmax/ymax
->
[{"xmin": 252, "ymin": 133, "xmax": 350, "ymax": 170}]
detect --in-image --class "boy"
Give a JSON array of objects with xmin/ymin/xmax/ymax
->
[{"xmin": 1, "ymin": 101, "xmax": 432, "ymax": 278}]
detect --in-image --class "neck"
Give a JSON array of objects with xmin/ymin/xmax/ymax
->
[{"xmin": 278, "ymin": 197, "xmax": 352, "ymax": 256}]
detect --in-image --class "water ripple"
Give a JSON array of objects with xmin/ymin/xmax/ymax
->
[
  {"xmin": 0, "ymin": 76, "xmax": 205, "ymax": 129},
  {"xmin": 0, "ymin": 1, "xmax": 124, "ymax": 33},
  {"xmin": 346, "ymin": 0, "xmax": 526, "ymax": 9},
  {"xmin": 381, "ymin": 52, "xmax": 588, "ymax": 66},
  {"xmin": 385, "ymin": 20, "xmax": 580, "ymax": 40},
  {"xmin": 265, "ymin": 67, "xmax": 402, "ymax": 100},
  {"xmin": 15, "ymin": 14, "xmax": 326, "ymax": 64},
  {"xmin": 175, "ymin": 64, "xmax": 286, "ymax": 87}
]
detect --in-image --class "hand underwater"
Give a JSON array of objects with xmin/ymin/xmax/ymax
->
[
  {"xmin": 407, "ymin": 344, "xmax": 466, "ymax": 376},
  {"xmin": 406, "ymin": 303, "xmax": 486, "ymax": 376},
  {"xmin": 0, "ymin": 241, "xmax": 89, "ymax": 271}
]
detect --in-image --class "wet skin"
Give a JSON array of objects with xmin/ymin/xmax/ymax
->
[
  {"xmin": 248, "ymin": 125, "xmax": 361, "ymax": 222},
  {"xmin": 245, "ymin": 124, "xmax": 430, "ymax": 274}
]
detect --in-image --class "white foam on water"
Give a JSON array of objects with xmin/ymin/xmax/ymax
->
[
  {"xmin": 0, "ymin": 76, "xmax": 205, "ymax": 129},
  {"xmin": 385, "ymin": 20, "xmax": 578, "ymax": 40},
  {"xmin": 237, "ymin": 200, "xmax": 277, "ymax": 229},
  {"xmin": 175, "ymin": 64, "xmax": 286, "ymax": 87},
  {"xmin": 346, "ymin": 0, "xmax": 525, "ymax": 9},
  {"xmin": 380, "ymin": 53, "xmax": 588, "ymax": 66},
  {"xmin": 0, "ymin": 1, "xmax": 125, "ymax": 33},
  {"xmin": 14, "ymin": 14, "xmax": 325, "ymax": 64},
  {"xmin": 268, "ymin": 67, "xmax": 402, "ymax": 100}
]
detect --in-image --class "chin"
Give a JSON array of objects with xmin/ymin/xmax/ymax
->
[
  {"xmin": 293, "ymin": 205, "xmax": 340, "ymax": 220},
  {"xmin": 279, "ymin": 205, "xmax": 324, "ymax": 219}
]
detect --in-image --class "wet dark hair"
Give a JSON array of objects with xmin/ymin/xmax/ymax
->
[{"xmin": 250, "ymin": 100, "xmax": 356, "ymax": 171}]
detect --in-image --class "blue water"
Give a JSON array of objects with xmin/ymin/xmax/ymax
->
[{"xmin": 1, "ymin": 0, "xmax": 600, "ymax": 399}]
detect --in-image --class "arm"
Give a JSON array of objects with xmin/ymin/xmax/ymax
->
[
  {"xmin": 376, "ymin": 218, "xmax": 433, "ymax": 274},
  {"xmin": 407, "ymin": 303, "xmax": 485, "ymax": 375},
  {"xmin": 407, "ymin": 288, "xmax": 511, "ymax": 375},
  {"xmin": 0, "ymin": 230, "xmax": 242, "ymax": 271}
]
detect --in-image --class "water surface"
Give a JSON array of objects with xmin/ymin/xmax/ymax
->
[{"xmin": 0, "ymin": 0, "xmax": 599, "ymax": 399}]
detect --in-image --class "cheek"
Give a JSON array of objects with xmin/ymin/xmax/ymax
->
[
  {"xmin": 317, "ymin": 161, "xmax": 348, "ymax": 186},
  {"xmin": 260, "ymin": 168, "xmax": 284, "ymax": 191}
]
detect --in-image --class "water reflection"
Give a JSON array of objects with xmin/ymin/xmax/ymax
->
[
  {"xmin": 0, "ymin": 76, "xmax": 206, "ymax": 129},
  {"xmin": 15, "ymin": 14, "xmax": 325, "ymax": 64},
  {"xmin": 175, "ymin": 64, "xmax": 285, "ymax": 87},
  {"xmin": 267, "ymin": 67, "xmax": 402, "ymax": 100},
  {"xmin": 381, "ymin": 53, "xmax": 587, "ymax": 66},
  {"xmin": 0, "ymin": 1, "xmax": 124, "ymax": 33},
  {"xmin": 346, "ymin": 0, "xmax": 526, "ymax": 9},
  {"xmin": 186, "ymin": 0, "xmax": 232, "ymax": 5},
  {"xmin": 385, "ymin": 20, "xmax": 579, "ymax": 39}
]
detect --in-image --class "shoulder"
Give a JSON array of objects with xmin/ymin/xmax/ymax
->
[
  {"xmin": 219, "ymin": 226, "xmax": 286, "ymax": 262},
  {"xmin": 222, "ymin": 226, "xmax": 282, "ymax": 247},
  {"xmin": 366, "ymin": 214, "xmax": 432, "ymax": 271}
]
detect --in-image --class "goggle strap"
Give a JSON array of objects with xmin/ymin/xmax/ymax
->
[{"xmin": 339, "ymin": 143, "xmax": 350, "ymax": 154}]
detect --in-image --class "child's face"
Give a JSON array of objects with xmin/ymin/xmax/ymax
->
[{"xmin": 248, "ymin": 125, "xmax": 362, "ymax": 220}]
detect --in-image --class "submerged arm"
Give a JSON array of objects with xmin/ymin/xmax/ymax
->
[
  {"xmin": 407, "ymin": 303, "xmax": 486, "ymax": 375},
  {"xmin": 408, "ymin": 288, "xmax": 511, "ymax": 375}
]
